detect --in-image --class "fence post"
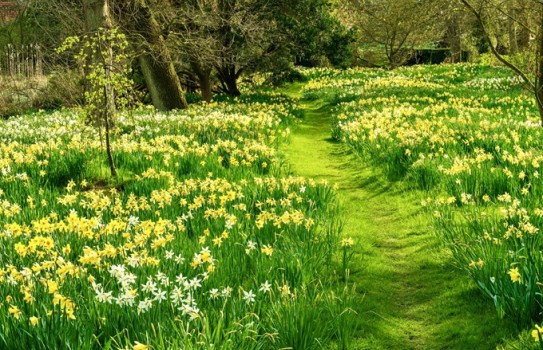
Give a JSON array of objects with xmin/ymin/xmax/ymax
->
[{"xmin": 0, "ymin": 43, "xmax": 44, "ymax": 77}]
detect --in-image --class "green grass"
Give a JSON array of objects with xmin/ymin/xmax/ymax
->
[
  {"xmin": 304, "ymin": 63, "xmax": 543, "ymax": 333},
  {"xmin": 1, "ymin": 64, "xmax": 535, "ymax": 349},
  {"xmin": 280, "ymin": 88, "xmax": 519, "ymax": 349}
]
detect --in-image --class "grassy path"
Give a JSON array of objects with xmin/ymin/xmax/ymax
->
[{"xmin": 279, "ymin": 87, "xmax": 516, "ymax": 349}]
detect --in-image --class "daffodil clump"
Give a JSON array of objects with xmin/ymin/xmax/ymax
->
[
  {"xmin": 0, "ymin": 92, "xmax": 354, "ymax": 349},
  {"xmin": 306, "ymin": 63, "xmax": 543, "ymax": 328}
]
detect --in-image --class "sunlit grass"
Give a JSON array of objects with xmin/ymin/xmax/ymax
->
[{"xmin": 304, "ymin": 63, "xmax": 543, "ymax": 345}]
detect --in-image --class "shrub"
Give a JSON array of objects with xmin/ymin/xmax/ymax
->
[
  {"xmin": 33, "ymin": 70, "xmax": 85, "ymax": 110},
  {"xmin": 0, "ymin": 75, "xmax": 46, "ymax": 118},
  {"xmin": 267, "ymin": 68, "xmax": 307, "ymax": 87}
]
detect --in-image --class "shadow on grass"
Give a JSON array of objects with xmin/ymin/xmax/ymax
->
[
  {"xmin": 280, "ymin": 93, "xmax": 521, "ymax": 350},
  {"xmin": 351, "ymin": 217, "xmax": 519, "ymax": 350}
]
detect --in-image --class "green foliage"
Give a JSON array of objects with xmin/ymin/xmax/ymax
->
[
  {"xmin": 322, "ymin": 21, "xmax": 357, "ymax": 69},
  {"xmin": 267, "ymin": 68, "xmax": 307, "ymax": 87},
  {"xmin": 280, "ymin": 0, "xmax": 355, "ymax": 68},
  {"xmin": 477, "ymin": 49, "xmax": 537, "ymax": 83},
  {"xmin": 56, "ymin": 28, "xmax": 137, "ymax": 126},
  {"xmin": 184, "ymin": 92, "xmax": 202, "ymax": 104}
]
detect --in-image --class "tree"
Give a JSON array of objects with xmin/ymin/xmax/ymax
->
[
  {"xmin": 19, "ymin": 0, "xmax": 187, "ymax": 111},
  {"xmin": 343, "ymin": 0, "xmax": 443, "ymax": 68},
  {"xmin": 113, "ymin": 0, "xmax": 188, "ymax": 110},
  {"xmin": 439, "ymin": 2, "xmax": 467, "ymax": 63},
  {"xmin": 59, "ymin": 0, "xmax": 133, "ymax": 177},
  {"xmin": 162, "ymin": 0, "xmax": 223, "ymax": 102},
  {"xmin": 212, "ymin": 0, "xmax": 273, "ymax": 95},
  {"xmin": 278, "ymin": 0, "xmax": 355, "ymax": 68},
  {"xmin": 84, "ymin": 0, "xmax": 117, "ymax": 177},
  {"xmin": 158, "ymin": 0, "xmax": 354, "ymax": 100},
  {"xmin": 459, "ymin": 0, "xmax": 543, "ymax": 125}
]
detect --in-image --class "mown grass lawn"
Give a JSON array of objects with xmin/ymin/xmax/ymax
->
[{"xmin": 294, "ymin": 63, "xmax": 542, "ymax": 349}]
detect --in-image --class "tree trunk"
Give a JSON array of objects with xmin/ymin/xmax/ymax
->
[
  {"xmin": 473, "ymin": 20, "xmax": 489, "ymax": 54},
  {"xmin": 537, "ymin": 5, "xmax": 543, "ymax": 125},
  {"xmin": 217, "ymin": 64, "xmax": 241, "ymax": 96},
  {"xmin": 83, "ymin": 0, "xmax": 109, "ymax": 31},
  {"xmin": 83, "ymin": 0, "xmax": 117, "ymax": 177},
  {"xmin": 104, "ymin": 41, "xmax": 117, "ymax": 177},
  {"xmin": 517, "ymin": 2, "xmax": 530, "ymax": 51},
  {"xmin": 446, "ymin": 15, "xmax": 462, "ymax": 63},
  {"xmin": 139, "ymin": 53, "xmax": 187, "ymax": 110},
  {"xmin": 83, "ymin": 0, "xmax": 109, "ymax": 96},
  {"xmin": 507, "ymin": 3, "xmax": 518, "ymax": 54},
  {"xmin": 104, "ymin": 96, "xmax": 117, "ymax": 177},
  {"xmin": 215, "ymin": 0, "xmax": 242, "ymax": 96},
  {"xmin": 130, "ymin": 0, "xmax": 188, "ymax": 110},
  {"xmin": 199, "ymin": 70, "xmax": 213, "ymax": 103},
  {"xmin": 191, "ymin": 61, "xmax": 213, "ymax": 102}
]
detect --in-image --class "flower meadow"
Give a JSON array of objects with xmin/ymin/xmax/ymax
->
[
  {"xmin": 0, "ymin": 92, "xmax": 356, "ymax": 349},
  {"xmin": 302, "ymin": 64, "xmax": 543, "ymax": 343}
]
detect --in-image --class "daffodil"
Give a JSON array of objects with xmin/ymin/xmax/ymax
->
[
  {"xmin": 8, "ymin": 305, "xmax": 22, "ymax": 319},
  {"xmin": 261, "ymin": 245, "xmax": 274, "ymax": 256},
  {"xmin": 508, "ymin": 268, "xmax": 521, "ymax": 283},
  {"xmin": 340, "ymin": 238, "xmax": 354, "ymax": 248},
  {"xmin": 530, "ymin": 324, "xmax": 543, "ymax": 342},
  {"xmin": 29, "ymin": 316, "xmax": 40, "ymax": 326},
  {"xmin": 133, "ymin": 341, "xmax": 149, "ymax": 350}
]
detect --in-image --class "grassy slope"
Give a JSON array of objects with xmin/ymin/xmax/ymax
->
[{"xmin": 279, "ymin": 84, "xmax": 517, "ymax": 349}]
